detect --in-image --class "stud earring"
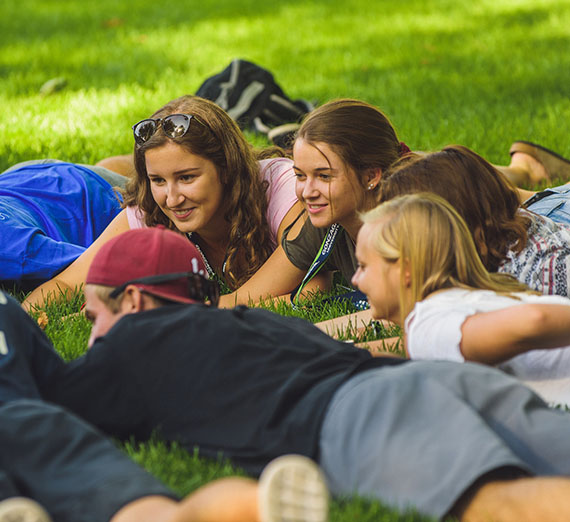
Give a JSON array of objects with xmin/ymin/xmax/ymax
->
[{"xmin": 368, "ymin": 184, "xmax": 374, "ymax": 190}]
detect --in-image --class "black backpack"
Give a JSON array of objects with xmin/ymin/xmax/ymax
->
[{"xmin": 196, "ymin": 59, "xmax": 313, "ymax": 137}]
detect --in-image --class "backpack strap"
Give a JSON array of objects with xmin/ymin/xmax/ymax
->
[{"xmin": 290, "ymin": 223, "xmax": 341, "ymax": 306}]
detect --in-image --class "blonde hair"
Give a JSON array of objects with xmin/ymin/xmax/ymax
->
[
  {"xmin": 361, "ymin": 193, "xmax": 530, "ymax": 324},
  {"xmin": 91, "ymin": 284, "xmax": 123, "ymax": 313},
  {"xmin": 90, "ymin": 284, "xmax": 168, "ymax": 313}
]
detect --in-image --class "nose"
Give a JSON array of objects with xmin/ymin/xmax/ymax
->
[
  {"xmin": 301, "ymin": 176, "xmax": 319, "ymax": 200},
  {"xmin": 166, "ymin": 182, "xmax": 184, "ymax": 208},
  {"xmin": 351, "ymin": 268, "xmax": 361, "ymax": 288}
]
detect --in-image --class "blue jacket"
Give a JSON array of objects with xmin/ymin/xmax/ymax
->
[{"xmin": 0, "ymin": 162, "xmax": 122, "ymax": 285}]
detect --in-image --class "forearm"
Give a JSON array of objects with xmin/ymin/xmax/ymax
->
[
  {"xmin": 22, "ymin": 279, "xmax": 76, "ymax": 312},
  {"xmin": 513, "ymin": 304, "xmax": 570, "ymax": 350},
  {"xmin": 316, "ymin": 309, "xmax": 376, "ymax": 338},
  {"xmin": 356, "ymin": 337, "xmax": 405, "ymax": 357},
  {"xmin": 461, "ymin": 303, "xmax": 570, "ymax": 364}
]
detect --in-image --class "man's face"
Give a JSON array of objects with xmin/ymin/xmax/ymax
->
[{"xmin": 84, "ymin": 285, "xmax": 127, "ymax": 348}]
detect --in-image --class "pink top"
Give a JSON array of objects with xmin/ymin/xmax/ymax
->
[{"xmin": 126, "ymin": 158, "xmax": 297, "ymax": 245}]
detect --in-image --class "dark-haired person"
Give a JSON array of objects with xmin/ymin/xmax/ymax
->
[
  {"xmin": 379, "ymin": 145, "xmax": 570, "ymax": 298},
  {"xmin": 210, "ymin": 99, "xmax": 570, "ymax": 308},
  {"xmin": 6, "ymin": 226, "xmax": 570, "ymax": 521},
  {"xmin": 23, "ymin": 95, "xmax": 317, "ymax": 311}
]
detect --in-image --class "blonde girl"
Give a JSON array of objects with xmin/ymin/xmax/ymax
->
[{"xmin": 353, "ymin": 192, "xmax": 570, "ymax": 406}]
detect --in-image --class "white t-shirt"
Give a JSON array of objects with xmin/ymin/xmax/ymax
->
[
  {"xmin": 405, "ymin": 288, "xmax": 570, "ymax": 407},
  {"xmin": 126, "ymin": 158, "xmax": 297, "ymax": 246}
]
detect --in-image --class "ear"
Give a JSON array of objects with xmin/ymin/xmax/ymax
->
[
  {"xmin": 364, "ymin": 168, "xmax": 383, "ymax": 190},
  {"xmin": 120, "ymin": 286, "xmax": 147, "ymax": 314}
]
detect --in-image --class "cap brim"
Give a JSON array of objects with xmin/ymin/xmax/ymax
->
[{"xmin": 136, "ymin": 285, "xmax": 199, "ymax": 305}]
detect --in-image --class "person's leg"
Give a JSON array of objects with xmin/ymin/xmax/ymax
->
[
  {"xmin": 518, "ymin": 183, "xmax": 570, "ymax": 224},
  {"xmin": 124, "ymin": 479, "xmax": 259, "ymax": 522},
  {"xmin": 319, "ymin": 362, "xmax": 570, "ymax": 519},
  {"xmin": 454, "ymin": 476, "xmax": 570, "ymax": 522},
  {"xmin": 0, "ymin": 400, "xmax": 328, "ymax": 522},
  {"xmin": 0, "ymin": 400, "xmax": 177, "ymax": 522},
  {"xmin": 95, "ymin": 154, "xmax": 136, "ymax": 178},
  {"xmin": 497, "ymin": 141, "xmax": 570, "ymax": 187}
]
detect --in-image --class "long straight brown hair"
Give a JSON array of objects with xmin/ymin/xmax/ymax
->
[{"xmin": 379, "ymin": 145, "xmax": 530, "ymax": 271}]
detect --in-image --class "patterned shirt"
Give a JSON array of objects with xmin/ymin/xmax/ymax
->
[{"xmin": 498, "ymin": 209, "xmax": 570, "ymax": 297}]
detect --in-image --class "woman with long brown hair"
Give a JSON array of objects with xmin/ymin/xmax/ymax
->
[{"xmin": 24, "ymin": 95, "xmax": 303, "ymax": 309}]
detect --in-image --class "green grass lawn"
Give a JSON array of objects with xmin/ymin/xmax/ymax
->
[{"xmin": 3, "ymin": 0, "xmax": 570, "ymax": 519}]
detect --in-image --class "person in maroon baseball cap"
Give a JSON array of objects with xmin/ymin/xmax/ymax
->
[
  {"xmin": 83, "ymin": 225, "xmax": 220, "ymax": 348},
  {"xmin": 0, "ymin": 225, "xmax": 329, "ymax": 522}
]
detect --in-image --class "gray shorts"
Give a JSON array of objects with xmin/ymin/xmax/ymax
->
[
  {"xmin": 318, "ymin": 361, "xmax": 570, "ymax": 518},
  {"xmin": 1, "ymin": 159, "xmax": 128, "ymax": 190}
]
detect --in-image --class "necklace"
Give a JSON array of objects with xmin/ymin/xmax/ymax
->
[{"xmin": 186, "ymin": 232, "xmax": 227, "ymax": 277}]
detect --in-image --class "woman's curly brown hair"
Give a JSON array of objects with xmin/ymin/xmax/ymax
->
[
  {"xmin": 378, "ymin": 145, "xmax": 530, "ymax": 272},
  {"xmin": 123, "ymin": 95, "xmax": 274, "ymax": 290}
]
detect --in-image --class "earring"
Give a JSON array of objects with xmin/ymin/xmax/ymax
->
[{"xmin": 368, "ymin": 184, "xmax": 374, "ymax": 190}]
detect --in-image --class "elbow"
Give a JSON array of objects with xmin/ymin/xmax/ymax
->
[{"xmin": 516, "ymin": 305, "xmax": 550, "ymax": 346}]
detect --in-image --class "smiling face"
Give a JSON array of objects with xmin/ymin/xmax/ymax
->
[
  {"xmin": 144, "ymin": 141, "xmax": 227, "ymax": 236},
  {"xmin": 352, "ymin": 222, "xmax": 404, "ymax": 324},
  {"xmin": 293, "ymin": 139, "xmax": 367, "ymax": 232}
]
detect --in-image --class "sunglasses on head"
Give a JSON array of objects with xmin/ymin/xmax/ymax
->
[
  {"xmin": 109, "ymin": 271, "xmax": 220, "ymax": 307},
  {"xmin": 132, "ymin": 114, "xmax": 204, "ymax": 145}
]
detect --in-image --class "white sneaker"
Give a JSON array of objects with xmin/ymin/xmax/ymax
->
[
  {"xmin": 0, "ymin": 498, "xmax": 52, "ymax": 522},
  {"xmin": 259, "ymin": 455, "xmax": 329, "ymax": 522}
]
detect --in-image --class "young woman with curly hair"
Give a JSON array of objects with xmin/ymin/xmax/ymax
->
[{"xmin": 24, "ymin": 95, "xmax": 304, "ymax": 310}]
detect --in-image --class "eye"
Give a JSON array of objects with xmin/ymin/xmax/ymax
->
[
  {"xmin": 148, "ymin": 176, "xmax": 165, "ymax": 185},
  {"xmin": 293, "ymin": 171, "xmax": 306, "ymax": 180},
  {"xmin": 179, "ymin": 174, "xmax": 196, "ymax": 182},
  {"xmin": 84, "ymin": 311, "xmax": 95, "ymax": 323},
  {"xmin": 318, "ymin": 173, "xmax": 331, "ymax": 181}
]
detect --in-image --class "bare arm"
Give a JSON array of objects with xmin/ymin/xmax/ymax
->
[
  {"xmin": 460, "ymin": 303, "xmax": 570, "ymax": 365},
  {"xmin": 219, "ymin": 200, "xmax": 333, "ymax": 308},
  {"xmin": 22, "ymin": 210, "xmax": 130, "ymax": 311},
  {"xmin": 315, "ymin": 309, "xmax": 399, "ymax": 339},
  {"xmin": 356, "ymin": 337, "xmax": 406, "ymax": 357},
  {"xmin": 218, "ymin": 244, "xmax": 332, "ymax": 307}
]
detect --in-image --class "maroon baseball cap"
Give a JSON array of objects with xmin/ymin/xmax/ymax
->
[{"xmin": 86, "ymin": 226, "xmax": 208, "ymax": 304}]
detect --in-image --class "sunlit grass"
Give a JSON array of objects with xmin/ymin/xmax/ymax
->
[{"xmin": 3, "ymin": 0, "xmax": 570, "ymax": 519}]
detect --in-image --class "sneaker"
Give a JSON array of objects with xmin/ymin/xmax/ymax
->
[
  {"xmin": 0, "ymin": 497, "xmax": 52, "ymax": 522},
  {"xmin": 259, "ymin": 454, "xmax": 329, "ymax": 522}
]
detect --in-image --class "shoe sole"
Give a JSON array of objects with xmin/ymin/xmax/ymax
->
[
  {"xmin": 259, "ymin": 454, "xmax": 329, "ymax": 522},
  {"xmin": 0, "ymin": 497, "xmax": 52, "ymax": 522}
]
